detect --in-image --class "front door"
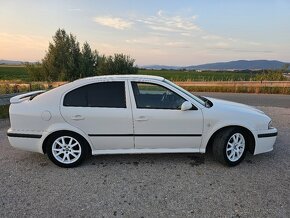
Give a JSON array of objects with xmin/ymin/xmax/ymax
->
[
  {"xmin": 130, "ymin": 81, "xmax": 203, "ymax": 149},
  {"xmin": 60, "ymin": 80, "xmax": 134, "ymax": 150}
]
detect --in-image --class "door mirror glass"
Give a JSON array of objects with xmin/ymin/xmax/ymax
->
[{"xmin": 181, "ymin": 101, "xmax": 193, "ymax": 111}]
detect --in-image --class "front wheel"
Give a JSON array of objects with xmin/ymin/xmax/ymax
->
[
  {"xmin": 212, "ymin": 128, "xmax": 247, "ymax": 166},
  {"xmin": 46, "ymin": 133, "xmax": 88, "ymax": 168}
]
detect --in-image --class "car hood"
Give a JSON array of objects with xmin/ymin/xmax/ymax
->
[{"xmin": 205, "ymin": 97, "xmax": 265, "ymax": 114}]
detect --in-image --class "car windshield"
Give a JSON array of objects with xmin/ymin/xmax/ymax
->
[{"xmin": 164, "ymin": 79, "xmax": 208, "ymax": 107}]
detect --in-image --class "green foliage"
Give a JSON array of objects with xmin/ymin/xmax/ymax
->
[
  {"xmin": 97, "ymin": 53, "xmax": 138, "ymax": 75},
  {"xmin": 25, "ymin": 62, "xmax": 45, "ymax": 81},
  {"xmin": 42, "ymin": 29, "xmax": 82, "ymax": 81},
  {"xmin": 138, "ymin": 69, "xmax": 254, "ymax": 81},
  {"xmin": 254, "ymin": 69, "xmax": 287, "ymax": 81},
  {"xmin": 30, "ymin": 29, "xmax": 137, "ymax": 81},
  {"xmin": 80, "ymin": 42, "xmax": 98, "ymax": 78}
]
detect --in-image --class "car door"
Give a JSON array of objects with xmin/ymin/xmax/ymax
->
[
  {"xmin": 130, "ymin": 81, "xmax": 203, "ymax": 149},
  {"xmin": 60, "ymin": 80, "xmax": 134, "ymax": 150}
]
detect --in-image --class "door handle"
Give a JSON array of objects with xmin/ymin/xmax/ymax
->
[
  {"xmin": 71, "ymin": 115, "xmax": 85, "ymax": 120},
  {"xmin": 136, "ymin": 116, "xmax": 148, "ymax": 121}
]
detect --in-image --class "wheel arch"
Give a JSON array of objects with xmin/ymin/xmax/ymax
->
[
  {"xmin": 42, "ymin": 130, "xmax": 92, "ymax": 155},
  {"xmin": 205, "ymin": 125, "xmax": 256, "ymax": 154}
]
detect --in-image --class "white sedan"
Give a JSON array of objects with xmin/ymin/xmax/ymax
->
[{"xmin": 7, "ymin": 75, "xmax": 277, "ymax": 167}]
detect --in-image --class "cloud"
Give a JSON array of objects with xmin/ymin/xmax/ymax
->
[
  {"xmin": 0, "ymin": 32, "xmax": 47, "ymax": 49},
  {"xmin": 202, "ymin": 34, "xmax": 264, "ymax": 53},
  {"xmin": 68, "ymin": 8, "xmax": 81, "ymax": 12},
  {"xmin": 126, "ymin": 36, "xmax": 191, "ymax": 49},
  {"xmin": 164, "ymin": 41, "xmax": 191, "ymax": 48},
  {"xmin": 138, "ymin": 11, "xmax": 200, "ymax": 33},
  {"xmin": 93, "ymin": 16, "xmax": 133, "ymax": 30},
  {"xmin": 232, "ymin": 49, "xmax": 273, "ymax": 53},
  {"xmin": 181, "ymin": 32, "xmax": 191, "ymax": 36},
  {"xmin": 149, "ymin": 25, "xmax": 178, "ymax": 32},
  {"xmin": 0, "ymin": 32, "xmax": 48, "ymax": 61},
  {"xmin": 202, "ymin": 34, "xmax": 222, "ymax": 40},
  {"xmin": 125, "ymin": 36, "xmax": 163, "ymax": 45},
  {"xmin": 208, "ymin": 42, "xmax": 230, "ymax": 49},
  {"xmin": 91, "ymin": 10, "xmax": 277, "ymax": 65},
  {"xmin": 247, "ymin": 41, "xmax": 261, "ymax": 46}
]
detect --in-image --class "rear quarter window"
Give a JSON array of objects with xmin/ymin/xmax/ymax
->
[{"xmin": 63, "ymin": 81, "xmax": 126, "ymax": 108}]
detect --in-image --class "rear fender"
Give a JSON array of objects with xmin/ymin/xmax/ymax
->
[{"xmin": 41, "ymin": 123, "xmax": 93, "ymax": 153}]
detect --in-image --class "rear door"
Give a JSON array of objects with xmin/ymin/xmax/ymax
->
[
  {"xmin": 130, "ymin": 81, "xmax": 204, "ymax": 149},
  {"xmin": 60, "ymin": 80, "xmax": 134, "ymax": 150}
]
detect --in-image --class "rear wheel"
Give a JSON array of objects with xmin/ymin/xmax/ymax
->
[
  {"xmin": 47, "ymin": 133, "xmax": 88, "ymax": 168},
  {"xmin": 212, "ymin": 128, "xmax": 247, "ymax": 166}
]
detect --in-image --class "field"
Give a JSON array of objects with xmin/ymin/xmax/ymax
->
[
  {"xmin": 0, "ymin": 65, "xmax": 256, "ymax": 82},
  {"xmin": 0, "ymin": 66, "xmax": 289, "ymax": 95},
  {"xmin": 138, "ymin": 69, "xmax": 254, "ymax": 81},
  {"xmin": 0, "ymin": 65, "xmax": 29, "ymax": 81}
]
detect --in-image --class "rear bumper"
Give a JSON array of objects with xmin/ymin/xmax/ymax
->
[
  {"xmin": 7, "ymin": 129, "xmax": 44, "ymax": 154},
  {"xmin": 254, "ymin": 128, "xmax": 278, "ymax": 155}
]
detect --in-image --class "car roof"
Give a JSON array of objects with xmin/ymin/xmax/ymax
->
[{"xmin": 75, "ymin": 74, "xmax": 165, "ymax": 82}]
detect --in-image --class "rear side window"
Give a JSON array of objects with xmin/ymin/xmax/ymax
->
[{"xmin": 63, "ymin": 82, "xmax": 126, "ymax": 108}]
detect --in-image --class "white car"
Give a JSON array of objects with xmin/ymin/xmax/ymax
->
[{"xmin": 7, "ymin": 75, "xmax": 277, "ymax": 167}]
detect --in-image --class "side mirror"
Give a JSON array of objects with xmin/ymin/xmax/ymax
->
[{"xmin": 181, "ymin": 101, "xmax": 193, "ymax": 111}]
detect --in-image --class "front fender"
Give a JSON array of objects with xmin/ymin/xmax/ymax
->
[{"xmin": 200, "ymin": 120, "xmax": 256, "ymax": 152}]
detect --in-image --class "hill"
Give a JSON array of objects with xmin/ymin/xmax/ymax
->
[
  {"xmin": 0, "ymin": 60, "xmax": 23, "ymax": 65},
  {"xmin": 188, "ymin": 60, "xmax": 289, "ymax": 70},
  {"xmin": 143, "ymin": 60, "xmax": 289, "ymax": 70}
]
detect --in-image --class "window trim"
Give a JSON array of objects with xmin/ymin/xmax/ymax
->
[
  {"xmin": 131, "ymin": 81, "xmax": 197, "ymax": 110},
  {"xmin": 63, "ymin": 81, "xmax": 127, "ymax": 108}
]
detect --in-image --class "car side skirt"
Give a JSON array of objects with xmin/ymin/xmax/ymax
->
[{"xmin": 92, "ymin": 148, "xmax": 202, "ymax": 155}]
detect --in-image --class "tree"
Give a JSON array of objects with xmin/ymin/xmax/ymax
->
[
  {"xmin": 97, "ymin": 53, "xmax": 138, "ymax": 75},
  {"xmin": 26, "ymin": 29, "xmax": 138, "ymax": 81},
  {"xmin": 42, "ymin": 29, "xmax": 81, "ymax": 81},
  {"xmin": 66, "ymin": 33, "xmax": 81, "ymax": 81},
  {"xmin": 80, "ymin": 42, "xmax": 98, "ymax": 78}
]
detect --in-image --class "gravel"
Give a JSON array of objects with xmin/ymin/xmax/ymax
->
[{"xmin": 0, "ymin": 106, "xmax": 289, "ymax": 217}]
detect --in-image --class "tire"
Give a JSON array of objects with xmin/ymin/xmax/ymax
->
[
  {"xmin": 46, "ymin": 132, "xmax": 89, "ymax": 168},
  {"xmin": 212, "ymin": 127, "xmax": 247, "ymax": 166}
]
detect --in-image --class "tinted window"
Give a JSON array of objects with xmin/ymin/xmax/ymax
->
[
  {"xmin": 131, "ymin": 82, "xmax": 186, "ymax": 109},
  {"xmin": 64, "ymin": 82, "xmax": 126, "ymax": 108}
]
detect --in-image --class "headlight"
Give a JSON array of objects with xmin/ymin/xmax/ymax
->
[{"xmin": 268, "ymin": 120, "xmax": 273, "ymax": 129}]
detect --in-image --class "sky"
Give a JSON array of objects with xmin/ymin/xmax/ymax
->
[{"xmin": 0, "ymin": 0, "xmax": 290, "ymax": 66}]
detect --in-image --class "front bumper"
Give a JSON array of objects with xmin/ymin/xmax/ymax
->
[{"xmin": 254, "ymin": 128, "xmax": 278, "ymax": 155}]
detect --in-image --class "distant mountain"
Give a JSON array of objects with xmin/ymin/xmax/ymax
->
[
  {"xmin": 140, "ymin": 65, "xmax": 181, "ymax": 70},
  {"xmin": 0, "ymin": 60, "xmax": 23, "ymax": 65},
  {"xmin": 188, "ymin": 60, "xmax": 289, "ymax": 70},
  {"xmin": 143, "ymin": 60, "xmax": 289, "ymax": 70}
]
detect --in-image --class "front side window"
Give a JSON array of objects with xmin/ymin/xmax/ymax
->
[
  {"xmin": 131, "ymin": 82, "xmax": 186, "ymax": 109},
  {"xmin": 64, "ymin": 81, "xmax": 126, "ymax": 108}
]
